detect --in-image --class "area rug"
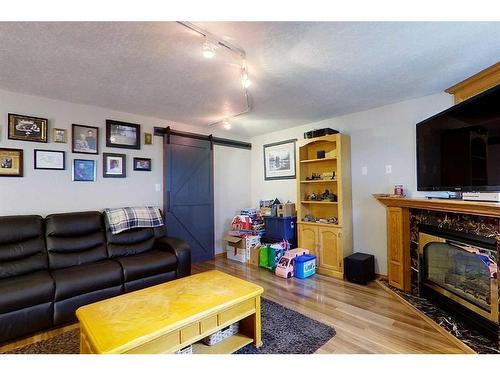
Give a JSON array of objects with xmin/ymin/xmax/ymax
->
[{"xmin": 3, "ymin": 298, "xmax": 335, "ymax": 354}]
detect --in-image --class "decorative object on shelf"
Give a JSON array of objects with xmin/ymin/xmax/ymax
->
[
  {"xmin": 52, "ymin": 128, "xmax": 68, "ymax": 143},
  {"xmin": 306, "ymin": 172, "xmax": 322, "ymax": 181},
  {"xmin": 303, "ymin": 214, "xmax": 316, "ymax": 222},
  {"xmin": 394, "ymin": 184, "xmax": 404, "ymax": 196},
  {"xmin": 317, "ymin": 150, "xmax": 325, "ymax": 159},
  {"xmin": 321, "ymin": 171, "xmax": 336, "ymax": 180},
  {"xmin": 320, "ymin": 189, "xmax": 337, "ymax": 202},
  {"xmin": 106, "ymin": 119, "xmax": 141, "ymax": 150},
  {"xmin": 202, "ymin": 323, "xmax": 239, "ymax": 346},
  {"xmin": 0, "ymin": 148, "xmax": 23, "ymax": 177},
  {"xmin": 72, "ymin": 159, "xmax": 96, "ymax": 182},
  {"xmin": 34, "ymin": 149, "xmax": 65, "ymax": 170},
  {"xmin": 72, "ymin": 124, "xmax": 99, "ymax": 155},
  {"xmin": 327, "ymin": 217, "xmax": 338, "ymax": 225},
  {"xmin": 307, "ymin": 192, "xmax": 318, "ymax": 201},
  {"xmin": 144, "ymin": 132, "xmax": 153, "ymax": 145},
  {"xmin": 263, "ymin": 139, "xmax": 296, "ymax": 181},
  {"xmin": 8, "ymin": 113, "xmax": 48, "ymax": 143},
  {"xmin": 304, "ymin": 128, "xmax": 339, "ymax": 139},
  {"xmin": 133, "ymin": 157, "xmax": 152, "ymax": 171},
  {"xmin": 103, "ymin": 153, "xmax": 126, "ymax": 178}
]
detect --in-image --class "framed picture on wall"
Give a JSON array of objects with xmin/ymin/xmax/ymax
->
[
  {"xmin": 144, "ymin": 132, "xmax": 153, "ymax": 145},
  {"xmin": 72, "ymin": 124, "xmax": 99, "ymax": 154},
  {"xmin": 34, "ymin": 150, "xmax": 65, "ymax": 170},
  {"xmin": 106, "ymin": 120, "xmax": 141, "ymax": 150},
  {"xmin": 53, "ymin": 128, "xmax": 68, "ymax": 143},
  {"xmin": 103, "ymin": 153, "xmax": 126, "ymax": 178},
  {"xmin": 133, "ymin": 157, "xmax": 151, "ymax": 171},
  {"xmin": 0, "ymin": 148, "xmax": 23, "ymax": 177},
  {"xmin": 263, "ymin": 139, "xmax": 297, "ymax": 180},
  {"xmin": 8, "ymin": 113, "xmax": 48, "ymax": 143},
  {"xmin": 72, "ymin": 159, "xmax": 96, "ymax": 182}
]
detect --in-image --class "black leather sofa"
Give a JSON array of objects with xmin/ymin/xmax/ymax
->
[{"xmin": 0, "ymin": 211, "xmax": 190, "ymax": 343}]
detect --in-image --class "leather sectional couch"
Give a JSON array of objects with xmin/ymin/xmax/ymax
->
[{"xmin": 0, "ymin": 211, "xmax": 191, "ymax": 343}]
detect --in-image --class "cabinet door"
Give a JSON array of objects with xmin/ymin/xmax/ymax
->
[
  {"xmin": 386, "ymin": 207, "xmax": 409, "ymax": 291},
  {"xmin": 318, "ymin": 227, "xmax": 342, "ymax": 272},
  {"xmin": 298, "ymin": 224, "xmax": 318, "ymax": 258}
]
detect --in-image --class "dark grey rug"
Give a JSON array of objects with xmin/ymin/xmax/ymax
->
[
  {"xmin": 4, "ymin": 298, "xmax": 335, "ymax": 354},
  {"xmin": 235, "ymin": 298, "xmax": 336, "ymax": 354}
]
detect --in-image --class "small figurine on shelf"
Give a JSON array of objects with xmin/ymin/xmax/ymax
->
[
  {"xmin": 307, "ymin": 192, "xmax": 318, "ymax": 201},
  {"xmin": 303, "ymin": 214, "xmax": 316, "ymax": 222},
  {"xmin": 321, "ymin": 171, "xmax": 336, "ymax": 180},
  {"xmin": 327, "ymin": 217, "xmax": 338, "ymax": 224},
  {"xmin": 320, "ymin": 189, "xmax": 337, "ymax": 202},
  {"xmin": 311, "ymin": 173, "xmax": 322, "ymax": 180}
]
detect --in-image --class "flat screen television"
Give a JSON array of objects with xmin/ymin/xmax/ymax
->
[{"xmin": 417, "ymin": 84, "xmax": 500, "ymax": 192}]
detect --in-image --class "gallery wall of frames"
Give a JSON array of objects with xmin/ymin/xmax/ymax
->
[{"xmin": 1, "ymin": 113, "xmax": 153, "ymax": 180}]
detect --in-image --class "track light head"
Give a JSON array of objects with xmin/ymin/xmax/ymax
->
[
  {"xmin": 222, "ymin": 121, "xmax": 232, "ymax": 130},
  {"xmin": 202, "ymin": 38, "xmax": 216, "ymax": 59}
]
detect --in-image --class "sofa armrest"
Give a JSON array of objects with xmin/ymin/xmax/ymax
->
[{"xmin": 154, "ymin": 236, "xmax": 191, "ymax": 278}]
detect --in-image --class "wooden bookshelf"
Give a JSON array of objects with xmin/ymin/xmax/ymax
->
[{"xmin": 296, "ymin": 134, "xmax": 352, "ymax": 279}]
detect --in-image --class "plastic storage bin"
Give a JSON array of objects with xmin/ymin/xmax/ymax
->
[
  {"xmin": 295, "ymin": 254, "xmax": 317, "ymax": 279},
  {"xmin": 263, "ymin": 216, "xmax": 297, "ymax": 245}
]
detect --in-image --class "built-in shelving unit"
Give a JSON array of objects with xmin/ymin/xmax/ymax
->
[{"xmin": 296, "ymin": 134, "xmax": 352, "ymax": 279}]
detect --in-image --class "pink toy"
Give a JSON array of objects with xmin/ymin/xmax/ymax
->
[{"xmin": 275, "ymin": 248, "xmax": 309, "ymax": 279}]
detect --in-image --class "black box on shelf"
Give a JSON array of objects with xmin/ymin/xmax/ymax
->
[
  {"xmin": 304, "ymin": 128, "xmax": 339, "ymax": 139},
  {"xmin": 344, "ymin": 252, "xmax": 375, "ymax": 285}
]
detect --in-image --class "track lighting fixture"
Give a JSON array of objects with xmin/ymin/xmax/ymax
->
[{"xmin": 202, "ymin": 38, "xmax": 216, "ymax": 59}]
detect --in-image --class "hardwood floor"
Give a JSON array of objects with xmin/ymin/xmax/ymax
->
[
  {"xmin": 193, "ymin": 257, "xmax": 473, "ymax": 354},
  {"xmin": 0, "ymin": 257, "xmax": 472, "ymax": 354}
]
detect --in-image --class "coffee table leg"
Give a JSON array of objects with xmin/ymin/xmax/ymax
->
[{"xmin": 254, "ymin": 296, "xmax": 262, "ymax": 348}]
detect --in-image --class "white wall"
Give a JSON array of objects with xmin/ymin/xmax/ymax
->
[
  {"xmin": 250, "ymin": 92, "xmax": 454, "ymax": 274},
  {"xmin": 213, "ymin": 145, "xmax": 252, "ymax": 254},
  {"xmin": 0, "ymin": 88, "xmax": 250, "ymax": 256}
]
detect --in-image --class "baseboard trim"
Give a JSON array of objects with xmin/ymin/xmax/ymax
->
[{"xmin": 214, "ymin": 252, "xmax": 227, "ymax": 259}]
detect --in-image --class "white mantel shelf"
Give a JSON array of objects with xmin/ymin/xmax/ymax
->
[{"xmin": 373, "ymin": 194, "xmax": 500, "ymax": 218}]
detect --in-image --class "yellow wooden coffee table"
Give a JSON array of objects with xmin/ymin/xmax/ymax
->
[{"xmin": 76, "ymin": 270, "xmax": 264, "ymax": 354}]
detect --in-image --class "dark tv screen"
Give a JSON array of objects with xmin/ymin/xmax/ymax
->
[{"xmin": 417, "ymin": 85, "xmax": 500, "ymax": 192}]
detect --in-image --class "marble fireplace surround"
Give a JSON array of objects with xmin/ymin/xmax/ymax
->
[
  {"xmin": 374, "ymin": 196, "xmax": 500, "ymax": 351},
  {"xmin": 409, "ymin": 209, "xmax": 499, "ymax": 321}
]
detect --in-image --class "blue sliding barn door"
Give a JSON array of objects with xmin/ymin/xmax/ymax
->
[{"xmin": 164, "ymin": 134, "xmax": 214, "ymax": 263}]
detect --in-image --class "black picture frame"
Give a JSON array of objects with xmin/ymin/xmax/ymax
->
[
  {"xmin": 72, "ymin": 159, "xmax": 96, "ymax": 182},
  {"xmin": 0, "ymin": 148, "xmax": 23, "ymax": 177},
  {"xmin": 263, "ymin": 139, "xmax": 297, "ymax": 181},
  {"xmin": 103, "ymin": 153, "xmax": 126, "ymax": 178},
  {"xmin": 133, "ymin": 157, "xmax": 152, "ymax": 171},
  {"xmin": 34, "ymin": 149, "xmax": 65, "ymax": 170},
  {"xmin": 72, "ymin": 124, "xmax": 99, "ymax": 155},
  {"xmin": 106, "ymin": 120, "xmax": 141, "ymax": 150},
  {"xmin": 8, "ymin": 113, "xmax": 48, "ymax": 143}
]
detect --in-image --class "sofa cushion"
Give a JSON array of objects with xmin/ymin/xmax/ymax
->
[
  {"xmin": 0, "ymin": 270, "xmax": 54, "ymax": 314},
  {"xmin": 115, "ymin": 250, "xmax": 177, "ymax": 282},
  {"xmin": 51, "ymin": 260, "xmax": 123, "ymax": 301},
  {"xmin": 0, "ymin": 215, "xmax": 47, "ymax": 278},
  {"xmin": 45, "ymin": 212, "xmax": 107, "ymax": 269},
  {"xmin": 106, "ymin": 227, "xmax": 156, "ymax": 258}
]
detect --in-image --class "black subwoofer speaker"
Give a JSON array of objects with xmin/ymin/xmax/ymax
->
[{"xmin": 344, "ymin": 252, "xmax": 375, "ymax": 285}]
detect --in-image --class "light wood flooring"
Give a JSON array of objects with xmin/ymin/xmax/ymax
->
[
  {"xmin": 0, "ymin": 257, "xmax": 473, "ymax": 354},
  {"xmin": 193, "ymin": 257, "xmax": 473, "ymax": 354}
]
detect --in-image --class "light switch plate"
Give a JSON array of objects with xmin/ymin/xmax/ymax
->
[
  {"xmin": 385, "ymin": 165, "xmax": 392, "ymax": 174},
  {"xmin": 361, "ymin": 166, "xmax": 368, "ymax": 176},
  {"xmin": 155, "ymin": 184, "xmax": 161, "ymax": 192}
]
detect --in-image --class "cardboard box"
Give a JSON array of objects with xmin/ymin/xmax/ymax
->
[
  {"xmin": 224, "ymin": 235, "xmax": 260, "ymax": 263},
  {"xmin": 277, "ymin": 203, "xmax": 296, "ymax": 218}
]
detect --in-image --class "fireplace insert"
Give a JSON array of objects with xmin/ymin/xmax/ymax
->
[{"xmin": 419, "ymin": 227, "xmax": 498, "ymax": 327}]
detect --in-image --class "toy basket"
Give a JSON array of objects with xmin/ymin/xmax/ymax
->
[
  {"xmin": 175, "ymin": 345, "xmax": 193, "ymax": 354},
  {"xmin": 201, "ymin": 323, "xmax": 239, "ymax": 346},
  {"xmin": 295, "ymin": 254, "xmax": 317, "ymax": 279}
]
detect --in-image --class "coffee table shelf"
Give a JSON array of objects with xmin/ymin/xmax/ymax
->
[{"xmin": 192, "ymin": 333, "xmax": 253, "ymax": 354}]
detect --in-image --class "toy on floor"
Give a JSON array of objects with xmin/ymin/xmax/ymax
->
[
  {"xmin": 295, "ymin": 254, "xmax": 317, "ymax": 279},
  {"xmin": 259, "ymin": 240, "xmax": 290, "ymax": 271},
  {"xmin": 275, "ymin": 248, "xmax": 310, "ymax": 278}
]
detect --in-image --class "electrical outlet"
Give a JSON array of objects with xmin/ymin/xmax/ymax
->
[
  {"xmin": 385, "ymin": 165, "xmax": 392, "ymax": 174},
  {"xmin": 361, "ymin": 166, "xmax": 368, "ymax": 176},
  {"xmin": 155, "ymin": 184, "xmax": 161, "ymax": 192}
]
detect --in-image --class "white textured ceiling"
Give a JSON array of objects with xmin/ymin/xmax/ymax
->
[{"xmin": 0, "ymin": 22, "xmax": 499, "ymax": 136}]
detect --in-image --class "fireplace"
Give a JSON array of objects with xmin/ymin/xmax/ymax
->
[{"xmin": 419, "ymin": 225, "xmax": 499, "ymax": 327}]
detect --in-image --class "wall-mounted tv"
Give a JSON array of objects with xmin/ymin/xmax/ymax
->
[{"xmin": 417, "ymin": 84, "xmax": 500, "ymax": 192}]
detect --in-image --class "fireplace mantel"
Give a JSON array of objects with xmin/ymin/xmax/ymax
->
[{"xmin": 374, "ymin": 195, "xmax": 500, "ymax": 218}]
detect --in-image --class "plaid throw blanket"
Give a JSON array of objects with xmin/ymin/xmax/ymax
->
[{"xmin": 104, "ymin": 206, "xmax": 164, "ymax": 235}]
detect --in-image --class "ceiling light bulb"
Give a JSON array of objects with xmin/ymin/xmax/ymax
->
[
  {"xmin": 222, "ymin": 121, "xmax": 231, "ymax": 130},
  {"xmin": 202, "ymin": 40, "xmax": 216, "ymax": 59},
  {"xmin": 242, "ymin": 78, "xmax": 251, "ymax": 88}
]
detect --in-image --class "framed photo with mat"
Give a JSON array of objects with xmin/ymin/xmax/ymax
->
[
  {"xmin": 133, "ymin": 157, "xmax": 151, "ymax": 171},
  {"xmin": 103, "ymin": 153, "xmax": 126, "ymax": 178},
  {"xmin": 72, "ymin": 124, "xmax": 99, "ymax": 155},
  {"xmin": 0, "ymin": 148, "xmax": 23, "ymax": 177},
  {"xmin": 72, "ymin": 159, "xmax": 96, "ymax": 182},
  {"xmin": 34, "ymin": 150, "xmax": 65, "ymax": 170},
  {"xmin": 106, "ymin": 120, "xmax": 140, "ymax": 150},
  {"xmin": 263, "ymin": 139, "xmax": 297, "ymax": 180}
]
